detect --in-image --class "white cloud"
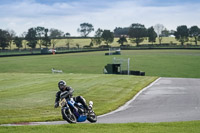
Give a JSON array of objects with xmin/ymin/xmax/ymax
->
[
  {"xmin": 85, "ymin": 0, "xmax": 200, "ymax": 32},
  {"xmin": 0, "ymin": 0, "xmax": 200, "ymax": 36}
]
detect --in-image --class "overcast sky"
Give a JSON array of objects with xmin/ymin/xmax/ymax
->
[{"xmin": 0, "ymin": 0, "xmax": 200, "ymax": 36}]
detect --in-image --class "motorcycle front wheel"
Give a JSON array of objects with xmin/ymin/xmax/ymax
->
[
  {"xmin": 87, "ymin": 111, "xmax": 97, "ymax": 123},
  {"xmin": 61, "ymin": 108, "xmax": 77, "ymax": 123}
]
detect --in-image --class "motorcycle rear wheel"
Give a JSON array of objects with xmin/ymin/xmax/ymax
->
[{"xmin": 61, "ymin": 108, "xmax": 77, "ymax": 123}]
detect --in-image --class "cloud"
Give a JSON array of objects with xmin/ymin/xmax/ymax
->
[
  {"xmin": 86, "ymin": 0, "xmax": 200, "ymax": 31},
  {"xmin": 0, "ymin": 0, "xmax": 200, "ymax": 36},
  {"xmin": 0, "ymin": 0, "xmax": 74, "ymax": 18},
  {"xmin": 0, "ymin": 0, "xmax": 117, "ymax": 18}
]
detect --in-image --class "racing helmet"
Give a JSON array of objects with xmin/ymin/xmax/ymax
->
[{"xmin": 58, "ymin": 80, "xmax": 66, "ymax": 91}]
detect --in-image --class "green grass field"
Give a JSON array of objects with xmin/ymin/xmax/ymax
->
[
  {"xmin": 0, "ymin": 49, "xmax": 200, "ymax": 132},
  {"xmin": 0, "ymin": 50, "xmax": 200, "ymax": 78},
  {"xmin": 1, "ymin": 121, "xmax": 200, "ymax": 133}
]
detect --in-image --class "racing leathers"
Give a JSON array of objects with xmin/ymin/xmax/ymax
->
[{"xmin": 54, "ymin": 86, "xmax": 89, "ymax": 110}]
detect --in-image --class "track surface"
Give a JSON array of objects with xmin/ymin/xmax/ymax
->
[
  {"xmin": 2, "ymin": 77, "xmax": 200, "ymax": 126},
  {"xmin": 98, "ymin": 77, "xmax": 200, "ymax": 123}
]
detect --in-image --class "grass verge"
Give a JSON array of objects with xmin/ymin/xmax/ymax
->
[
  {"xmin": 0, "ymin": 121, "xmax": 200, "ymax": 133},
  {"xmin": 0, "ymin": 73, "xmax": 157, "ymax": 124}
]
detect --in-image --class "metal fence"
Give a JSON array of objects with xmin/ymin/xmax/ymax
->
[
  {"xmin": 0, "ymin": 47, "xmax": 108, "ymax": 56},
  {"xmin": 0, "ymin": 45, "xmax": 200, "ymax": 57}
]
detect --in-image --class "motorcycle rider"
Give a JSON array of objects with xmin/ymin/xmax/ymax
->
[{"xmin": 54, "ymin": 80, "xmax": 90, "ymax": 111}]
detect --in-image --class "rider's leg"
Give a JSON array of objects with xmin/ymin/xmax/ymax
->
[{"xmin": 74, "ymin": 96, "xmax": 90, "ymax": 110}]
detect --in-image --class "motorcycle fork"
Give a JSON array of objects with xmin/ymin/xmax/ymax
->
[{"xmin": 65, "ymin": 105, "xmax": 73, "ymax": 115}]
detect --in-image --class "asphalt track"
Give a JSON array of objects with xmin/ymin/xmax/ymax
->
[
  {"xmin": 97, "ymin": 77, "xmax": 200, "ymax": 123},
  {"xmin": 2, "ymin": 77, "xmax": 200, "ymax": 126}
]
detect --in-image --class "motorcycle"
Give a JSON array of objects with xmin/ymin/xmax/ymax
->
[{"xmin": 59, "ymin": 96, "xmax": 97, "ymax": 123}]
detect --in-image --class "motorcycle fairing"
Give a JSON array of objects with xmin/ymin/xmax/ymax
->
[{"xmin": 77, "ymin": 115, "xmax": 87, "ymax": 122}]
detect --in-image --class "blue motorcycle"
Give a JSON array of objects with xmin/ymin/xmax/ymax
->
[{"xmin": 59, "ymin": 97, "xmax": 97, "ymax": 123}]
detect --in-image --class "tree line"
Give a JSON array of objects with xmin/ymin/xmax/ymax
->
[
  {"xmin": 114, "ymin": 24, "xmax": 200, "ymax": 46},
  {"xmin": 0, "ymin": 23, "xmax": 200, "ymax": 50},
  {"xmin": 0, "ymin": 27, "xmax": 70, "ymax": 50}
]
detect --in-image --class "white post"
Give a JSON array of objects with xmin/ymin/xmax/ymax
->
[
  {"xmin": 128, "ymin": 58, "xmax": 130, "ymax": 75},
  {"xmin": 113, "ymin": 57, "xmax": 116, "ymax": 64}
]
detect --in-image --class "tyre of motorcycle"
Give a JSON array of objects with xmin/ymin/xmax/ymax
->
[
  {"xmin": 87, "ymin": 111, "xmax": 97, "ymax": 123},
  {"xmin": 61, "ymin": 107, "xmax": 77, "ymax": 123}
]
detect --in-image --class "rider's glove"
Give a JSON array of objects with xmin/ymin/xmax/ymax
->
[{"xmin": 54, "ymin": 102, "xmax": 59, "ymax": 108}]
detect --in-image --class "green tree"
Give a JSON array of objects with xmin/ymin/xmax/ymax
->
[
  {"xmin": 93, "ymin": 28, "xmax": 103, "ymax": 45},
  {"xmin": 13, "ymin": 36, "xmax": 23, "ymax": 49},
  {"xmin": 25, "ymin": 28, "xmax": 37, "ymax": 49},
  {"xmin": 36, "ymin": 26, "xmax": 45, "ymax": 49},
  {"xmin": 21, "ymin": 32, "xmax": 27, "ymax": 49},
  {"xmin": 65, "ymin": 32, "xmax": 70, "ymax": 37},
  {"xmin": 0, "ymin": 29, "xmax": 9, "ymax": 50},
  {"xmin": 89, "ymin": 39, "xmax": 94, "ymax": 47},
  {"xmin": 49, "ymin": 28, "xmax": 64, "ymax": 48},
  {"xmin": 117, "ymin": 36, "xmax": 128, "ymax": 46},
  {"xmin": 76, "ymin": 43, "xmax": 80, "ymax": 49},
  {"xmin": 77, "ymin": 23, "xmax": 94, "ymax": 37},
  {"xmin": 174, "ymin": 25, "xmax": 189, "ymax": 45},
  {"xmin": 189, "ymin": 26, "xmax": 200, "ymax": 45},
  {"xmin": 128, "ymin": 23, "xmax": 147, "ymax": 46},
  {"xmin": 161, "ymin": 28, "xmax": 170, "ymax": 37},
  {"xmin": 147, "ymin": 27, "xmax": 157, "ymax": 44},
  {"xmin": 7, "ymin": 30, "xmax": 16, "ymax": 50},
  {"xmin": 49, "ymin": 28, "xmax": 64, "ymax": 37},
  {"xmin": 41, "ymin": 29, "xmax": 51, "ymax": 48},
  {"xmin": 101, "ymin": 30, "xmax": 114, "ymax": 46},
  {"xmin": 65, "ymin": 38, "xmax": 73, "ymax": 50},
  {"xmin": 114, "ymin": 27, "xmax": 129, "ymax": 37}
]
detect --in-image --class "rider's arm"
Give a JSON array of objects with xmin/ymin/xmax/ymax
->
[
  {"xmin": 55, "ymin": 91, "xmax": 61, "ymax": 102},
  {"xmin": 54, "ymin": 91, "xmax": 61, "ymax": 108},
  {"xmin": 66, "ymin": 86, "xmax": 74, "ymax": 96},
  {"xmin": 60, "ymin": 86, "xmax": 74, "ymax": 99}
]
